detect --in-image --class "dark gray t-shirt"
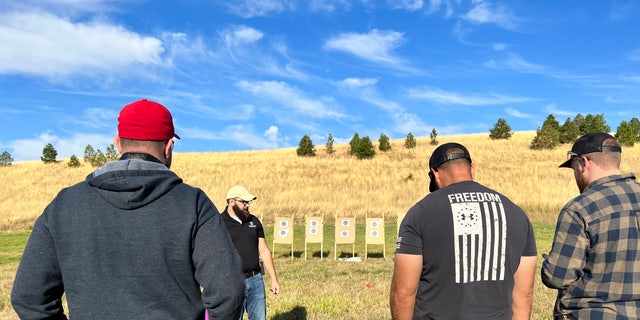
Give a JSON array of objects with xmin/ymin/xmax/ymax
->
[{"xmin": 396, "ymin": 180, "xmax": 537, "ymax": 320}]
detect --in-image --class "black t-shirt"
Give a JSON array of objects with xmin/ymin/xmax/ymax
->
[
  {"xmin": 396, "ymin": 180, "xmax": 537, "ymax": 319},
  {"xmin": 221, "ymin": 209, "xmax": 264, "ymax": 273}
]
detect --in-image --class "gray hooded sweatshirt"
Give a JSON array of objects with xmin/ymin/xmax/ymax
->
[{"xmin": 11, "ymin": 154, "xmax": 244, "ymax": 319}]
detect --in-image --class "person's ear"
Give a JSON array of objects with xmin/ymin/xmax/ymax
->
[
  {"xmin": 163, "ymin": 139, "xmax": 173, "ymax": 158},
  {"xmin": 113, "ymin": 136, "xmax": 123, "ymax": 153},
  {"xmin": 576, "ymin": 156, "xmax": 589, "ymax": 173},
  {"xmin": 580, "ymin": 156, "xmax": 587, "ymax": 169},
  {"xmin": 470, "ymin": 162, "xmax": 477, "ymax": 178}
]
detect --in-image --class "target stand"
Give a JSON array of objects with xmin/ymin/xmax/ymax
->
[
  {"xmin": 304, "ymin": 214, "xmax": 324, "ymax": 260},
  {"xmin": 365, "ymin": 213, "xmax": 385, "ymax": 260},
  {"xmin": 272, "ymin": 216, "xmax": 294, "ymax": 260},
  {"xmin": 334, "ymin": 215, "xmax": 356, "ymax": 260}
]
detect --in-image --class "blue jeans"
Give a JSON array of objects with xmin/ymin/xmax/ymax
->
[{"xmin": 237, "ymin": 273, "xmax": 266, "ymax": 320}]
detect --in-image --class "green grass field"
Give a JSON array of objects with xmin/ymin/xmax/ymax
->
[{"xmin": 1, "ymin": 223, "xmax": 557, "ymax": 319}]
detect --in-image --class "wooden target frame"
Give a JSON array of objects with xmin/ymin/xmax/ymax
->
[
  {"xmin": 272, "ymin": 216, "xmax": 294, "ymax": 259},
  {"xmin": 304, "ymin": 214, "xmax": 324, "ymax": 260}
]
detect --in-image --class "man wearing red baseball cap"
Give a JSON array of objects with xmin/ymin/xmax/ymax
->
[
  {"xmin": 115, "ymin": 98, "xmax": 181, "ymax": 168},
  {"xmin": 12, "ymin": 99, "xmax": 244, "ymax": 319}
]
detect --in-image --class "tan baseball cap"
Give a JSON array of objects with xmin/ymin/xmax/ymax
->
[{"xmin": 226, "ymin": 185, "xmax": 257, "ymax": 201}]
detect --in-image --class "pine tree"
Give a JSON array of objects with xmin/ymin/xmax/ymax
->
[
  {"xmin": 630, "ymin": 117, "xmax": 640, "ymax": 142},
  {"xmin": 354, "ymin": 136, "xmax": 376, "ymax": 159},
  {"xmin": 583, "ymin": 113, "xmax": 610, "ymax": 134},
  {"xmin": 41, "ymin": 143, "xmax": 58, "ymax": 163},
  {"xmin": 489, "ymin": 118, "xmax": 513, "ymax": 140},
  {"xmin": 0, "ymin": 151, "xmax": 13, "ymax": 167},
  {"xmin": 573, "ymin": 114, "xmax": 586, "ymax": 135},
  {"xmin": 296, "ymin": 135, "xmax": 316, "ymax": 157},
  {"xmin": 404, "ymin": 132, "xmax": 416, "ymax": 149},
  {"xmin": 378, "ymin": 133, "xmax": 391, "ymax": 152},
  {"xmin": 430, "ymin": 128, "xmax": 439, "ymax": 146},
  {"xmin": 67, "ymin": 155, "xmax": 81, "ymax": 168},
  {"xmin": 615, "ymin": 120, "xmax": 636, "ymax": 147},
  {"xmin": 559, "ymin": 117, "xmax": 580, "ymax": 144},
  {"xmin": 84, "ymin": 144, "xmax": 96, "ymax": 163},
  {"xmin": 326, "ymin": 133, "xmax": 335, "ymax": 154},
  {"xmin": 105, "ymin": 144, "xmax": 119, "ymax": 161},
  {"xmin": 349, "ymin": 133, "xmax": 360, "ymax": 155},
  {"xmin": 530, "ymin": 115, "xmax": 561, "ymax": 150},
  {"xmin": 90, "ymin": 150, "xmax": 107, "ymax": 167}
]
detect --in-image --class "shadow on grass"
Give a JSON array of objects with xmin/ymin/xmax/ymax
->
[
  {"xmin": 309, "ymin": 250, "xmax": 330, "ymax": 259},
  {"xmin": 364, "ymin": 252, "xmax": 386, "ymax": 259},
  {"xmin": 272, "ymin": 306, "xmax": 307, "ymax": 320}
]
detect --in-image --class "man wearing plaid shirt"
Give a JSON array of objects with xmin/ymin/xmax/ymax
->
[{"xmin": 541, "ymin": 132, "xmax": 640, "ymax": 319}]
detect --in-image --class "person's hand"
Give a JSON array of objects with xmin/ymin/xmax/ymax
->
[
  {"xmin": 270, "ymin": 280, "xmax": 280, "ymax": 296},
  {"xmin": 542, "ymin": 253, "xmax": 549, "ymax": 260}
]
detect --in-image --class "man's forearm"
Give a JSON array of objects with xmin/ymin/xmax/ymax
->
[
  {"xmin": 511, "ymin": 292, "xmax": 532, "ymax": 320},
  {"xmin": 390, "ymin": 291, "xmax": 415, "ymax": 320}
]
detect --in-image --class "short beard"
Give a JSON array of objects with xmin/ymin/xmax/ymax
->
[{"xmin": 232, "ymin": 203, "xmax": 252, "ymax": 222}]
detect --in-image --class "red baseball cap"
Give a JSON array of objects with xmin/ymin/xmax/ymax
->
[{"xmin": 117, "ymin": 99, "xmax": 180, "ymax": 140}]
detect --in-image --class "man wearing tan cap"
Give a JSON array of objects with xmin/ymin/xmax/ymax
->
[
  {"xmin": 12, "ymin": 99, "xmax": 244, "ymax": 319},
  {"xmin": 221, "ymin": 185, "xmax": 280, "ymax": 320}
]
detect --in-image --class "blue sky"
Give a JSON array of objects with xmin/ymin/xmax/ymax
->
[{"xmin": 1, "ymin": 0, "xmax": 639, "ymax": 161}]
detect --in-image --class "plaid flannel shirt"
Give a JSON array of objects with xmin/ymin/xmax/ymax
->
[{"xmin": 541, "ymin": 173, "xmax": 640, "ymax": 319}]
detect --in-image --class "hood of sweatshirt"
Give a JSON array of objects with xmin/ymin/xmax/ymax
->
[{"xmin": 86, "ymin": 158, "xmax": 183, "ymax": 210}]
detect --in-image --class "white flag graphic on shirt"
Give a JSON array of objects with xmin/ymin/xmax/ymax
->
[{"xmin": 451, "ymin": 201, "xmax": 506, "ymax": 283}]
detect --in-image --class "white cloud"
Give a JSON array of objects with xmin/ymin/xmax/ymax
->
[
  {"xmin": 214, "ymin": 26, "xmax": 307, "ymax": 80},
  {"xmin": 0, "ymin": 11, "xmax": 165, "ymax": 78},
  {"xmin": 388, "ymin": 0, "xmax": 424, "ymax": 11},
  {"xmin": 339, "ymin": 77, "xmax": 433, "ymax": 136},
  {"xmin": 178, "ymin": 127, "xmax": 222, "ymax": 141},
  {"xmin": 484, "ymin": 54, "xmax": 550, "ymax": 75},
  {"xmin": 176, "ymin": 124, "xmax": 284, "ymax": 149},
  {"xmin": 264, "ymin": 125, "xmax": 281, "ymax": 144},
  {"xmin": 220, "ymin": 25, "xmax": 264, "ymax": 47},
  {"xmin": 72, "ymin": 108, "xmax": 117, "ymax": 129},
  {"xmin": 161, "ymin": 32, "xmax": 208, "ymax": 64},
  {"xmin": 340, "ymin": 77, "xmax": 379, "ymax": 88},
  {"xmin": 226, "ymin": 124, "xmax": 284, "ymax": 149},
  {"xmin": 4, "ymin": 0, "xmax": 117, "ymax": 16},
  {"xmin": 619, "ymin": 74, "xmax": 640, "ymax": 84},
  {"xmin": 411, "ymin": 0, "xmax": 450, "ymax": 16},
  {"xmin": 391, "ymin": 112, "xmax": 432, "ymax": 136},
  {"xmin": 461, "ymin": 1, "xmax": 518, "ymax": 30},
  {"xmin": 309, "ymin": 0, "xmax": 351, "ymax": 12},
  {"xmin": 9, "ymin": 132, "xmax": 113, "ymax": 162},
  {"xmin": 505, "ymin": 107, "xmax": 533, "ymax": 118},
  {"xmin": 323, "ymin": 29, "xmax": 406, "ymax": 66},
  {"xmin": 492, "ymin": 43, "xmax": 506, "ymax": 51},
  {"xmin": 407, "ymin": 87, "xmax": 535, "ymax": 105},
  {"xmin": 221, "ymin": 0, "xmax": 295, "ymax": 18},
  {"xmin": 544, "ymin": 103, "xmax": 574, "ymax": 117},
  {"xmin": 236, "ymin": 80, "xmax": 346, "ymax": 119},
  {"xmin": 487, "ymin": 54, "xmax": 628, "ymax": 92}
]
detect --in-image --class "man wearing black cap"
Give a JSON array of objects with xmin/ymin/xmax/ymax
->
[
  {"xmin": 541, "ymin": 133, "xmax": 640, "ymax": 319},
  {"xmin": 11, "ymin": 99, "xmax": 244, "ymax": 319},
  {"xmin": 391, "ymin": 142, "xmax": 537, "ymax": 320}
]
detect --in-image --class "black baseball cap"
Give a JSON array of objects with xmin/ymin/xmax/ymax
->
[
  {"xmin": 428, "ymin": 142, "xmax": 472, "ymax": 192},
  {"xmin": 559, "ymin": 132, "xmax": 621, "ymax": 168}
]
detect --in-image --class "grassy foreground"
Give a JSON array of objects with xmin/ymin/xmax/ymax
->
[{"xmin": 2, "ymin": 223, "xmax": 557, "ymax": 319}]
